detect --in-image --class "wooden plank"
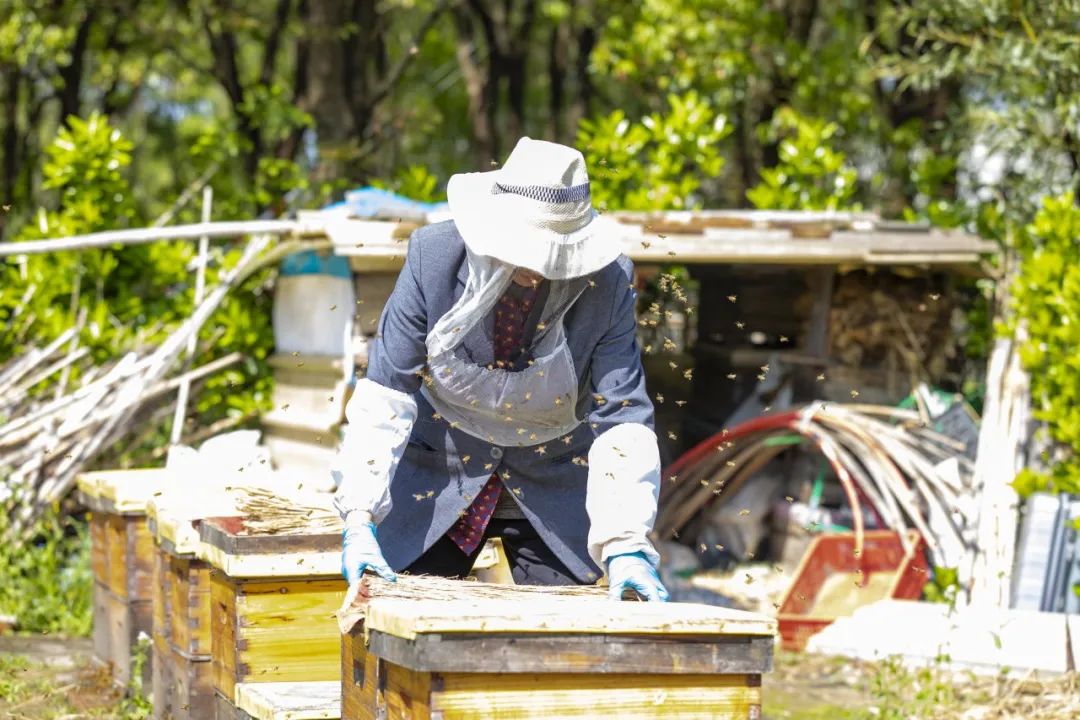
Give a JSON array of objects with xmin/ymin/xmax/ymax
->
[
  {"xmin": 381, "ymin": 662, "xmax": 431, "ymax": 720},
  {"xmin": 89, "ymin": 513, "xmax": 108, "ymax": 587},
  {"xmin": 152, "ymin": 547, "xmax": 169, "ymax": 648},
  {"xmin": 216, "ymin": 690, "xmax": 252, "ymax": 720},
  {"xmin": 212, "ymin": 570, "xmax": 240, "ymax": 702},
  {"xmin": 198, "ymin": 541, "xmax": 339, "ymax": 578},
  {"xmin": 341, "ymin": 634, "xmax": 377, "ymax": 720},
  {"xmin": 105, "ymin": 514, "xmax": 130, "ymax": 598},
  {"xmin": 325, "ymin": 217, "xmax": 994, "ymax": 267},
  {"xmin": 92, "ymin": 582, "xmax": 112, "ymax": 669},
  {"xmin": 429, "ymin": 671, "xmax": 761, "ymax": 719},
  {"xmin": 171, "ymin": 649, "xmax": 216, "ymax": 720},
  {"xmin": 366, "ymin": 630, "xmax": 773, "ymax": 675},
  {"xmin": 168, "ymin": 554, "xmax": 213, "ymax": 658},
  {"xmin": 152, "ymin": 633, "xmax": 174, "ymax": 720},
  {"xmin": 103, "ymin": 586, "xmax": 134, "ymax": 687},
  {"xmin": 233, "ymin": 578, "xmax": 345, "ymax": 687},
  {"xmin": 200, "ymin": 516, "xmax": 341, "ymax": 556},
  {"xmin": 364, "ymin": 598, "xmax": 776, "ymax": 640},
  {"xmin": 234, "ymin": 682, "xmax": 340, "ymax": 720},
  {"xmin": 127, "ymin": 516, "xmax": 156, "ymax": 601},
  {"xmin": 804, "ymin": 267, "xmax": 835, "ymax": 359}
]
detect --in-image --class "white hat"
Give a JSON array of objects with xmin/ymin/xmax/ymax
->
[{"xmin": 446, "ymin": 137, "xmax": 624, "ymax": 280}]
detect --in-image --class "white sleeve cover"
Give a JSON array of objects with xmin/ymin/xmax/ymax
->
[
  {"xmin": 331, "ymin": 378, "xmax": 418, "ymax": 523},
  {"xmin": 585, "ymin": 422, "xmax": 662, "ymax": 567}
]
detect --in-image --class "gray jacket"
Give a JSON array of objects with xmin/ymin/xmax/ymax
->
[{"xmin": 349, "ymin": 220, "xmax": 654, "ymax": 582}]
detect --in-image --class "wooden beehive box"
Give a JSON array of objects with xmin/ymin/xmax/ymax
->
[
  {"xmin": 340, "ymin": 592, "xmax": 777, "ymax": 719},
  {"xmin": 147, "ymin": 490, "xmax": 243, "ymax": 720},
  {"xmin": 198, "ymin": 515, "xmax": 346, "ymax": 712},
  {"xmin": 78, "ymin": 468, "xmax": 170, "ymax": 689}
]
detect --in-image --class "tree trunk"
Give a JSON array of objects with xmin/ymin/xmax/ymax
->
[
  {"xmin": 2, "ymin": 67, "xmax": 19, "ymax": 209},
  {"xmin": 569, "ymin": 20, "xmax": 596, "ymax": 138},
  {"xmin": 453, "ymin": 7, "xmax": 497, "ymax": 166},
  {"xmin": 58, "ymin": 8, "xmax": 94, "ymax": 123},
  {"xmin": 304, "ymin": 0, "xmax": 357, "ymax": 184},
  {"xmin": 757, "ymin": 0, "xmax": 820, "ymax": 169},
  {"xmin": 547, "ymin": 23, "xmax": 567, "ymax": 142}
]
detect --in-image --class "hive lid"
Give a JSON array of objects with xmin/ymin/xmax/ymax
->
[
  {"xmin": 77, "ymin": 468, "xmax": 171, "ymax": 514},
  {"xmin": 365, "ymin": 596, "xmax": 777, "ymax": 640}
]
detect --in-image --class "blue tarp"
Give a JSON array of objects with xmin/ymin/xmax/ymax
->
[
  {"xmin": 281, "ymin": 187, "xmax": 446, "ymax": 277},
  {"xmin": 341, "ymin": 186, "xmax": 448, "ymax": 220}
]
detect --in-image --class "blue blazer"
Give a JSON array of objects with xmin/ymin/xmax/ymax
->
[{"xmin": 363, "ymin": 221, "xmax": 654, "ymax": 581}]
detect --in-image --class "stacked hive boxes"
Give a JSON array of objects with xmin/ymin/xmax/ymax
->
[{"xmin": 78, "ymin": 469, "xmax": 170, "ymax": 691}]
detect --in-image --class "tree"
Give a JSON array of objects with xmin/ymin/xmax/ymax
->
[{"xmin": 879, "ymin": 0, "xmax": 1080, "ymax": 208}]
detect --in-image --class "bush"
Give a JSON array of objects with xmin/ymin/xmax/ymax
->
[
  {"xmin": 0, "ymin": 508, "xmax": 92, "ymax": 635},
  {"xmin": 1007, "ymin": 192, "xmax": 1080, "ymax": 497}
]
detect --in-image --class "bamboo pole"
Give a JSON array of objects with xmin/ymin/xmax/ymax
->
[
  {"xmin": 0, "ymin": 219, "xmax": 310, "ymax": 257},
  {"xmin": 170, "ymin": 187, "xmax": 213, "ymax": 445}
]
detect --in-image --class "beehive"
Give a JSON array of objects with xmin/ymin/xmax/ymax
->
[
  {"xmin": 341, "ymin": 594, "xmax": 776, "ymax": 719},
  {"xmin": 78, "ymin": 468, "xmax": 170, "ymax": 689},
  {"xmin": 198, "ymin": 515, "xmax": 346, "ymax": 710},
  {"xmin": 147, "ymin": 489, "xmax": 240, "ymax": 720}
]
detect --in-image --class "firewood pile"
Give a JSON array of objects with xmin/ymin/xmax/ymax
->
[
  {"xmin": 0, "ymin": 233, "xmax": 274, "ymax": 538},
  {"xmin": 827, "ymin": 271, "xmax": 958, "ymax": 383}
]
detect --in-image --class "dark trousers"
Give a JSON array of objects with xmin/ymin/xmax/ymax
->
[{"xmin": 404, "ymin": 518, "xmax": 582, "ymax": 586}]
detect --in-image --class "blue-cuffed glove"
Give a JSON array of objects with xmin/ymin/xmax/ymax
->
[
  {"xmin": 606, "ymin": 551, "xmax": 669, "ymax": 602},
  {"xmin": 341, "ymin": 516, "xmax": 396, "ymax": 586}
]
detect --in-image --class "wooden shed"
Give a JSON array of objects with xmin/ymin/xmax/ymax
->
[{"xmin": 299, "ymin": 208, "xmax": 995, "ymax": 464}]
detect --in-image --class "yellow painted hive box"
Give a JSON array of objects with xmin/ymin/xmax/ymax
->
[
  {"xmin": 147, "ymin": 488, "xmax": 245, "ymax": 720},
  {"xmin": 198, "ymin": 514, "xmax": 346, "ymax": 709},
  {"xmin": 339, "ymin": 580, "xmax": 777, "ymax": 720},
  {"xmin": 77, "ymin": 468, "xmax": 170, "ymax": 690}
]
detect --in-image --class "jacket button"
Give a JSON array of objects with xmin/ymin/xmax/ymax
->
[{"xmin": 490, "ymin": 447, "xmax": 504, "ymax": 459}]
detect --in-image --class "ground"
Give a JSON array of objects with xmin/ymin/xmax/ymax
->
[
  {"xmin": 0, "ymin": 637, "xmax": 123, "ymax": 719},
  {"xmin": 1, "ymin": 636, "xmax": 1076, "ymax": 719}
]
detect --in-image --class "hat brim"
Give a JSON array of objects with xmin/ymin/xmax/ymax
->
[{"xmin": 447, "ymin": 171, "xmax": 624, "ymax": 280}]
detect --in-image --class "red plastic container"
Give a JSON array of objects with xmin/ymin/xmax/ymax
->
[{"xmin": 777, "ymin": 529, "xmax": 930, "ymax": 651}]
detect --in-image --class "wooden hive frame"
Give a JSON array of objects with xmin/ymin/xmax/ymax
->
[
  {"xmin": 78, "ymin": 468, "xmax": 169, "ymax": 691},
  {"xmin": 339, "ymin": 580, "xmax": 777, "ymax": 720},
  {"xmin": 198, "ymin": 515, "xmax": 346, "ymax": 713}
]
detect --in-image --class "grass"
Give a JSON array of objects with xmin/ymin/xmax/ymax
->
[
  {"xmin": 0, "ymin": 652, "xmax": 116, "ymax": 719},
  {"xmin": 0, "ymin": 508, "xmax": 93, "ymax": 636}
]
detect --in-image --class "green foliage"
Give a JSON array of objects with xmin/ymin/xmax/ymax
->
[
  {"xmin": 119, "ymin": 636, "xmax": 153, "ymax": 719},
  {"xmin": 0, "ymin": 509, "xmax": 92, "ymax": 636},
  {"xmin": 881, "ymin": 1, "xmax": 1080, "ymax": 203},
  {"xmin": 1008, "ymin": 193, "xmax": 1080, "ymax": 497},
  {"xmin": 1, "ymin": 112, "xmax": 273, "ymax": 468},
  {"xmin": 923, "ymin": 566, "xmax": 960, "ymax": 611},
  {"xmin": 577, "ymin": 91, "xmax": 729, "ymax": 211},
  {"xmin": 371, "ymin": 165, "xmax": 447, "ymax": 203},
  {"xmin": 865, "ymin": 655, "xmax": 957, "ymax": 720},
  {"xmin": 747, "ymin": 108, "xmax": 859, "ymax": 211}
]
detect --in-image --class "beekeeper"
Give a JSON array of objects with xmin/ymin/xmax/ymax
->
[{"xmin": 332, "ymin": 138, "xmax": 667, "ymax": 601}]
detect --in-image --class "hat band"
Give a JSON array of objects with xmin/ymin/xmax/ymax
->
[{"xmin": 493, "ymin": 181, "xmax": 591, "ymax": 204}]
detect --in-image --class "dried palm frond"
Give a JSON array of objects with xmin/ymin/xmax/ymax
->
[
  {"xmin": 232, "ymin": 485, "xmax": 342, "ymax": 535},
  {"xmin": 338, "ymin": 574, "xmax": 607, "ymax": 634}
]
